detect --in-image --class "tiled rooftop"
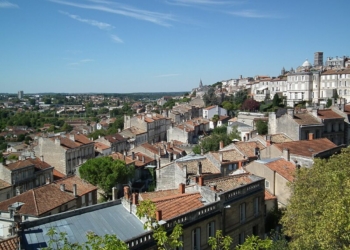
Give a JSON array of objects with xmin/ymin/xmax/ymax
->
[
  {"xmin": 142, "ymin": 192, "xmax": 204, "ymax": 221},
  {"xmin": 204, "ymin": 174, "xmax": 253, "ymax": 192},
  {"xmin": 53, "ymin": 175, "xmax": 97, "ymax": 196},
  {"xmin": 233, "ymin": 141, "xmax": 265, "ymax": 158},
  {"xmin": 317, "ymin": 109, "xmax": 344, "ymax": 119},
  {"xmin": 265, "ymin": 158, "xmax": 296, "ymax": 182},
  {"xmin": 0, "ymin": 236, "xmax": 20, "ymax": 250},
  {"xmin": 274, "ymin": 138, "xmax": 338, "ymax": 157},
  {"xmin": 210, "ymin": 149, "xmax": 245, "ymax": 163},
  {"xmin": 264, "ymin": 190, "xmax": 277, "ymax": 201},
  {"xmin": 292, "ymin": 111, "xmax": 322, "ymax": 125},
  {"xmin": 176, "ymin": 158, "xmax": 220, "ymax": 175}
]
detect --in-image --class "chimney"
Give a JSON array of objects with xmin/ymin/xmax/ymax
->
[
  {"xmin": 142, "ymin": 155, "xmax": 145, "ymax": 163},
  {"xmin": 219, "ymin": 141, "xmax": 224, "ymax": 150},
  {"xmin": 73, "ymin": 184, "xmax": 78, "ymax": 197},
  {"xmin": 198, "ymin": 176, "xmax": 204, "ymax": 186},
  {"xmin": 266, "ymin": 135, "xmax": 271, "ymax": 146},
  {"xmin": 40, "ymin": 155, "xmax": 44, "ymax": 162},
  {"xmin": 308, "ymin": 133, "xmax": 314, "ymax": 140},
  {"xmin": 124, "ymin": 186, "xmax": 130, "ymax": 200},
  {"xmin": 60, "ymin": 184, "xmax": 65, "ymax": 192},
  {"xmin": 69, "ymin": 134, "xmax": 75, "ymax": 141},
  {"xmin": 197, "ymin": 162, "xmax": 202, "ymax": 175},
  {"xmin": 287, "ymin": 109, "xmax": 294, "ymax": 117},
  {"xmin": 238, "ymin": 161, "xmax": 242, "ymax": 168},
  {"xmin": 179, "ymin": 183, "xmax": 185, "ymax": 194},
  {"xmin": 312, "ymin": 108, "xmax": 318, "ymax": 117},
  {"xmin": 282, "ymin": 148, "xmax": 290, "ymax": 161},
  {"xmin": 156, "ymin": 210, "xmax": 162, "ymax": 221},
  {"xmin": 132, "ymin": 193, "xmax": 139, "ymax": 205},
  {"xmin": 112, "ymin": 187, "xmax": 118, "ymax": 201},
  {"xmin": 210, "ymin": 184, "xmax": 217, "ymax": 192},
  {"xmin": 219, "ymin": 152, "xmax": 223, "ymax": 162},
  {"xmin": 132, "ymin": 152, "xmax": 135, "ymax": 160}
]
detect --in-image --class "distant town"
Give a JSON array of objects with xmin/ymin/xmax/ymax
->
[{"xmin": 0, "ymin": 51, "xmax": 349, "ymax": 249}]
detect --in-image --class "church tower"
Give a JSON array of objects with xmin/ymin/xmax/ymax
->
[{"xmin": 199, "ymin": 79, "xmax": 203, "ymax": 88}]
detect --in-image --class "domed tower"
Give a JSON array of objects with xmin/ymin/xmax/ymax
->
[{"xmin": 302, "ymin": 59, "xmax": 312, "ymax": 70}]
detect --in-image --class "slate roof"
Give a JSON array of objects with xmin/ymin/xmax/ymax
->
[
  {"xmin": 21, "ymin": 201, "xmax": 147, "ymax": 249},
  {"xmin": 274, "ymin": 138, "xmax": 338, "ymax": 157}
]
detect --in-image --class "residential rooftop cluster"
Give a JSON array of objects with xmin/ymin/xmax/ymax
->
[{"xmin": 0, "ymin": 51, "xmax": 349, "ymax": 249}]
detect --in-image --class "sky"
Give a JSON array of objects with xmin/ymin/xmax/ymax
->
[{"xmin": 1, "ymin": 0, "xmax": 349, "ymax": 94}]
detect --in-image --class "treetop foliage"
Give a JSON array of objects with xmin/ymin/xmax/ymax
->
[
  {"xmin": 79, "ymin": 157, "xmax": 134, "ymax": 200},
  {"xmin": 282, "ymin": 147, "xmax": 350, "ymax": 249}
]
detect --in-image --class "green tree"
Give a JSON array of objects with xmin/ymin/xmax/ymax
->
[
  {"xmin": 136, "ymin": 200, "xmax": 183, "ymax": 250},
  {"xmin": 44, "ymin": 227, "xmax": 128, "ymax": 250},
  {"xmin": 193, "ymin": 126, "xmax": 231, "ymax": 154},
  {"xmin": 208, "ymin": 230, "xmax": 232, "ymax": 250},
  {"xmin": 235, "ymin": 235, "xmax": 272, "ymax": 250},
  {"xmin": 256, "ymin": 120, "xmax": 268, "ymax": 135},
  {"xmin": 281, "ymin": 147, "xmax": 350, "ymax": 249},
  {"xmin": 79, "ymin": 157, "xmax": 134, "ymax": 200},
  {"xmin": 272, "ymin": 94, "xmax": 281, "ymax": 107}
]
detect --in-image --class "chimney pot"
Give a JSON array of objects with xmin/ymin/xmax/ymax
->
[
  {"xmin": 179, "ymin": 183, "xmax": 185, "ymax": 194},
  {"xmin": 124, "ymin": 186, "xmax": 130, "ymax": 200},
  {"xmin": 198, "ymin": 176, "xmax": 204, "ymax": 186},
  {"xmin": 156, "ymin": 210, "xmax": 162, "ymax": 221},
  {"xmin": 132, "ymin": 193, "xmax": 139, "ymax": 205},
  {"xmin": 308, "ymin": 133, "xmax": 314, "ymax": 140}
]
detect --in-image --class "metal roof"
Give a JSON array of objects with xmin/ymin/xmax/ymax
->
[{"xmin": 21, "ymin": 201, "xmax": 148, "ymax": 249}]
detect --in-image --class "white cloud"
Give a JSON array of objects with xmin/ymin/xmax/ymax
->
[
  {"xmin": 229, "ymin": 10, "xmax": 280, "ymax": 18},
  {"xmin": 111, "ymin": 35, "xmax": 123, "ymax": 43},
  {"xmin": 0, "ymin": 1, "xmax": 18, "ymax": 8},
  {"xmin": 59, "ymin": 11, "xmax": 114, "ymax": 30},
  {"xmin": 50, "ymin": 0, "xmax": 176, "ymax": 27}
]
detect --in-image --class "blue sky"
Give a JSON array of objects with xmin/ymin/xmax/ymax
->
[{"xmin": 1, "ymin": 0, "xmax": 349, "ymax": 94}]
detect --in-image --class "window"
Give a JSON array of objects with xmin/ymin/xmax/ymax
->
[
  {"xmin": 238, "ymin": 232, "xmax": 245, "ymax": 245},
  {"xmin": 207, "ymin": 221, "xmax": 215, "ymax": 239},
  {"xmin": 254, "ymin": 197, "xmax": 259, "ymax": 216},
  {"xmin": 82, "ymin": 194, "xmax": 86, "ymax": 205},
  {"xmin": 192, "ymin": 227, "xmax": 201, "ymax": 250},
  {"xmin": 265, "ymin": 180, "xmax": 270, "ymax": 188},
  {"xmin": 240, "ymin": 203, "xmax": 246, "ymax": 223}
]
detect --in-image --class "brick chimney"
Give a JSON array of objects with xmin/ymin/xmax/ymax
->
[
  {"xmin": 238, "ymin": 161, "xmax": 242, "ymax": 168},
  {"xmin": 198, "ymin": 176, "xmax": 204, "ymax": 186},
  {"xmin": 179, "ymin": 183, "xmax": 185, "ymax": 194},
  {"xmin": 308, "ymin": 133, "xmax": 314, "ymax": 140},
  {"xmin": 124, "ymin": 186, "xmax": 130, "ymax": 200},
  {"xmin": 219, "ymin": 140, "xmax": 224, "ymax": 150},
  {"xmin": 132, "ymin": 193, "xmax": 139, "ymax": 205},
  {"xmin": 156, "ymin": 210, "xmax": 162, "ymax": 221},
  {"xmin": 210, "ymin": 184, "xmax": 217, "ymax": 191}
]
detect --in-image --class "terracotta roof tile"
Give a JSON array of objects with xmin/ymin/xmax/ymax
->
[
  {"xmin": 151, "ymin": 193, "xmax": 204, "ymax": 220},
  {"xmin": 264, "ymin": 190, "xmax": 277, "ymax": 201},
  {"xmin": 203, "ymin": 105, "xmax": 216, "ymax": 110},
  {"xmin": 234, "ymin": 141, "xmax": 265, "ymax": 158},
  {"xmin": 110, "ymin": 152, "xmax": 136, "ymax": 165},
  {"xmin": 265, "ymin": 158, "xmax": 296, "ymax": 182},
  {"xmin": 177, "ymin": 158, "xmax": 220, "ymax": 175},
  {"xmin": 5, "ymin": 158, "xmax": 52, "ymax": 171},
  {"xmin": 0, "ymin": 236, "xmax": 20, "ymax": 250},
  {"xmin": 140, "ymin": 189, "xmax": 180, "ymax": 201},
  {"xmin": 204, "ymin": 174, "xmax": 253, "ymax": 192},
  {"xmin": 210, "ymin": 149, "xmax": 245, "ymax": 163},
  {"xmin": 53, "ymin": 175, "xmax": 97, "ymax": 196},
  {"xmin": 292, "ymin": 111, "xmax": 322, "ymax": 125},
  {"xmin": 317, "ymin": 109, "xmax": 344, "ymax": 119},
  {"xmin": 0, "ymin": 179, "xmax": 11, "ymax": 190},
  {"xmin": 94, "ymin": 142, "xmax": 111, "ymax": 150},
  {"xmin": 274, "ymin": 138, "xmax": 338, "ymax": 157}
]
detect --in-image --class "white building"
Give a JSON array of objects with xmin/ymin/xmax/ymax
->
[{"xmin": 202, "ymin": 105, "xmax": 227, "ymax": 120}]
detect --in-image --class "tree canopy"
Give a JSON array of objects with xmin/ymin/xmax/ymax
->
[
  {"xmin": 193, "ymin": 126, "xmax": 231, "ymax": 154},
  {"xmin": 281, "ymin": 147, "xmax": 350, "ymax": 249},
  {"xmin": 79, "ymin": 157, "xmax": 134, "ymax": 200}
]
